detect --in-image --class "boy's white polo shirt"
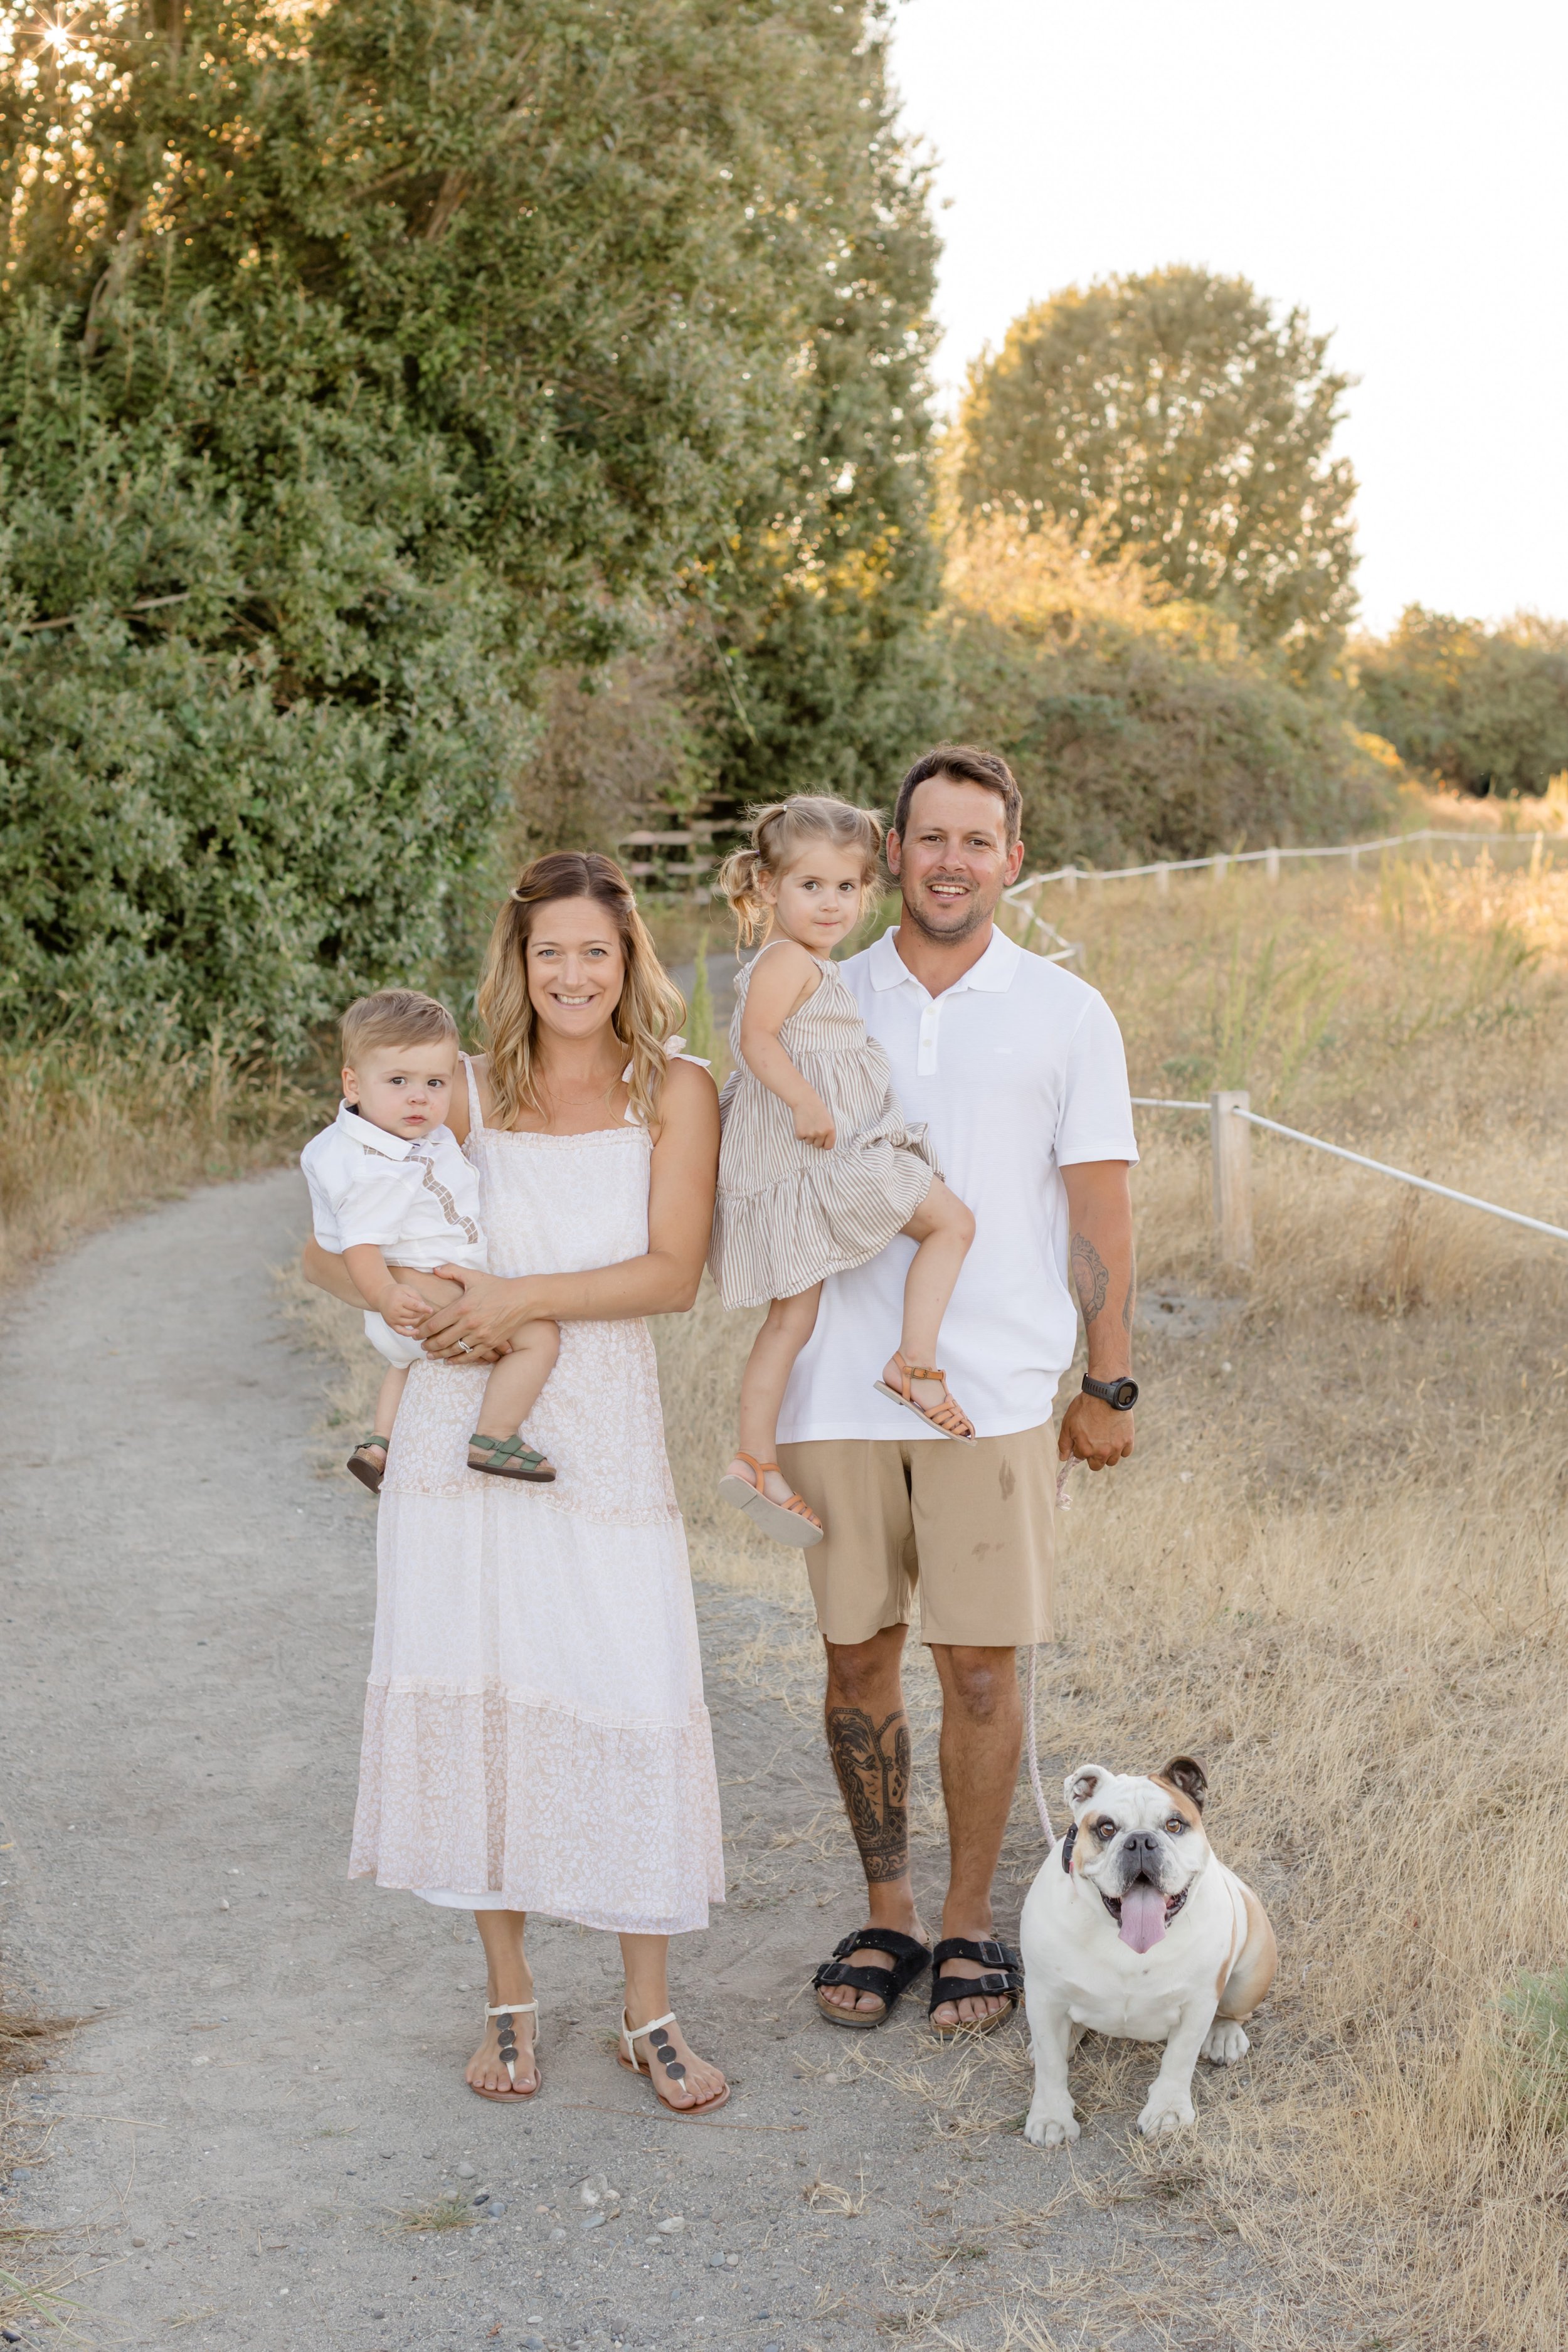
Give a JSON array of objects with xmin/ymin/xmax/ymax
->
[
  {"xmin": 776, "ymin": 924, "xmax": 1138, "ymax": 1446},
  {"xmin": 299, "ymin": 1101, "xmax": 487, "ymax": 1273}
]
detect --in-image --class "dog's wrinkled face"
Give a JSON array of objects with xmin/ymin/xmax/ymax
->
[{"xmin": 1064, "ymin": 1757, "xmax": 1211, "ymax": 1954}]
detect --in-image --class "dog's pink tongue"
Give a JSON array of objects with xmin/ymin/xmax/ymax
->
[{"xmin": 1119, "ymin": 1883, "xmax": 1167, "ymax": 1954}]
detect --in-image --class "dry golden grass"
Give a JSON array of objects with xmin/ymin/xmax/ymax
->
[
  {"xmin": 0, "ymin": 1991, "xmax": 78, "ymax": 2338},
  {"xmin": 652, "ymin": 836, "xmax": 1568, "ymax": 2349},
  {"xmin": 0, "ymin": 1029, "xmax": 322, "ymax": 1290}
]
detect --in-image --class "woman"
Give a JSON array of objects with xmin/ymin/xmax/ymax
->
[{"xmin": 304, "ymin": 852, "xmax": 727, "ymax": 2113}]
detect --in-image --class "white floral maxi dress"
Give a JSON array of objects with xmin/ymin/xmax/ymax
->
[{"xmin": 348, "ymin": 1064, "xmax": 725, "ymax": 1936}]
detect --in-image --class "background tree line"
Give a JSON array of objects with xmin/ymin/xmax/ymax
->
[
  {"xmin": 1, "ymin": 0, "xmax": 939, "ymax": 1053},
  {"xmin": 3, "ymin": 1, "xmax": 1560, "ymax": 1062}
]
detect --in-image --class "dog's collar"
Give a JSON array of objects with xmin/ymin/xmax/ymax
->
[{"xmin": 1060, "ymin": 1822, "xmax": 1077, "ymax": 1875}]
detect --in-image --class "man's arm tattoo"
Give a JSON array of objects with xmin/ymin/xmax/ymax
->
[
  {"xmin": 826, "ymin": 1706, "xmax": 911, "ymax": 1883},
  {"xmin": 1070, "ymin": 1231, "xmax": 1110, "ymax": 1327}
]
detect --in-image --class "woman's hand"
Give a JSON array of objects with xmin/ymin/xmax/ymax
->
[
  {"xmin": 418, "ymin": 1265, "xmax": 539, "ymax": 1361},
  {"xmin": 792, "ymin": 1090, "xmax": 836, "ymax": 1150}
]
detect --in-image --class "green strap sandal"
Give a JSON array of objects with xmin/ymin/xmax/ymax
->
[
  {"xmin": 467, "ymin": 1432, "xmax": 556, "ymax": 1483},
  {"xmin": 346, "ymin": 1434, "xmax": 391, "ymax": 1495}
]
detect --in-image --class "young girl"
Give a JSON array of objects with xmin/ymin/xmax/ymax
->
[{"xmin": 709, "ymin": 797, "xmax": 976, "ymax": 1547}]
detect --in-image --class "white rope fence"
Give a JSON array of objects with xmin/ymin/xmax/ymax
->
[
  {"xmin": 1005, "ymin": 823, "xmax": 1558, "ymax": 904},
  {"xmin": 1133, "ymin": 1090, "xmax": 1568, "ymax": 1266}
]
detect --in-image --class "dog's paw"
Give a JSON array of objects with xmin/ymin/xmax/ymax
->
[
  {"xmin": 1136, "ymin": 2089, "xmax": 1195, "ymax": 2137},
  {"xmin": 1201, "ymin": 2020, "xmax": 1249, "ymax": 2066},
  {"xmin": 1023, "ymin": 2102, "xmax": 1081, "ymax": 2148}
]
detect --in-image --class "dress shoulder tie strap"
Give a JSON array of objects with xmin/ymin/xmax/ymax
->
[
  {"xmin": 461, "ymin": 1051, "xmax": 487, "ymax": 1135},
  {"xmin": 622, "ymin": 1035, "xmax": 711, "ymax": 1123}
]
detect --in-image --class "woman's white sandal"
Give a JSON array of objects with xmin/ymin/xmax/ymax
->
[
  {"xmin": 469, "ymin": 1998, "xmax": 540, "ymax": 2102},
  {"xmin": 617, "ymin": 2010, "xmax": 729, "ymax": 2118},
  {"xmin": 716, "ymin": 1450, "xmax": 825, "ymax": 1549}
]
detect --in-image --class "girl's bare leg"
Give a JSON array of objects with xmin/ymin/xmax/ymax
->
[
  {"xmin": 727, "ymin": 1284, "xmax": 822, "ymax": 1513},
  {"xmin": 467, "ymin": 1909, "xmax": 538, "ymax": 2094},
  {"xmin": 619, "ymin": 1933, "xmax": 726, "ymax": 2110},
  {"xmin": 882, "ymin": 1179, "xmax": 976, "ymax": 1414}
]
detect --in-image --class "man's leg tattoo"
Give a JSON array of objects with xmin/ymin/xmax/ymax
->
[{"xmin": 826, "ymin": 1707, "xmax": 912, "ymax": 1883}]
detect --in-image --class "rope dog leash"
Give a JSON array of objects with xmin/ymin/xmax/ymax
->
[{"xmin": 1024, "ymin": 1455, "xmax": 1080, "ymax": 1851}]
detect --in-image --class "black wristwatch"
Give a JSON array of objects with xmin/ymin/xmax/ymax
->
[{"xmin": 1081, "ymin": 1373, "xmax": 1138, "ymax": 1411}]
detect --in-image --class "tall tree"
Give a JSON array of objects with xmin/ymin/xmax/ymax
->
[
  {"xmin": 0, "ymin": 0, "xmax": 940, "ymax": 1049},
  {"xmin": 954, "ymin": 267, "xmax": 1358, "ymax": 664},
  {"xmin": 1357, "ymin": 608, "xmax": 1568, "ymax": 797},
  {"xmin": 695, "ymin": 32, "xmax": 945, "ymax": 808}
]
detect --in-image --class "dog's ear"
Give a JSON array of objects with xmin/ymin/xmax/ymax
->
[
  {"xmin": 1064, "ymin": 1764, "xmax": 1110, "ymax": 1811},
  {"xmin": 1160, "ymin": 1756, "xmax": 1208, "ymax": 1812}
]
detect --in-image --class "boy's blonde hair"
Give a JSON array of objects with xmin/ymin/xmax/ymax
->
[
  {"xmin": 715, "ymin": 795, "xmax": 884, "ymax": 946},
  {"xmin": 340, "ymin": 989, "xmax": 459, "ymax": 1065}
]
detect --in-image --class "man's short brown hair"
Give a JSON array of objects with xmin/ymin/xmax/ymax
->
[
  {"xmin": 893, "ymin": 745, "xmax": 1023, "ymax": 847},
  {"xmin": 340, "ymin": 988, "xmax": 459, "ymax": 1064}
]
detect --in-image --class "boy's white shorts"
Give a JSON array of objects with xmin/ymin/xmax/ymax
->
[{"xmin": 364, "ymin": 1311, "xmax": 427, "ymax": 1370}]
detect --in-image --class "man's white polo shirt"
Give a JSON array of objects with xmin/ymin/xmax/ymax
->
[{"xmin": 775, "ymin": 924, "xmax": 1138, "ymax": 1445}]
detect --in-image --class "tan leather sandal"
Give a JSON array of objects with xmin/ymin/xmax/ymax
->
[
  {"xmin": 618, "ymin": 2010, "xmax": 729, "ymax": 2118},
  {"xmin": 874, "ymin": 1352, "xmax": 977, "ymax": 1443},
  {"xmin": 716, "ymin": 1449, "xmax": 825, "ymax": 1547}
]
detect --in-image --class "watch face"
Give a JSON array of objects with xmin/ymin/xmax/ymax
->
[{"xmin": 1112, "ymin": 1380, "xmax": 1138, "ymax": 1410}]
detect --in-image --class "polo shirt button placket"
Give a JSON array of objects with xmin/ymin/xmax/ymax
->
[{"xmin": 917, "ymin": 1000, "xmax": 940, "ymax": 1077}]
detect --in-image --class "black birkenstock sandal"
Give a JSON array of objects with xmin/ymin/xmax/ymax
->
[
  {"xmin": 927, "ymin": 1936, "xmax": 1023, "ymax": 2038},
  {"xmin": 813, "ymin": 1927, "xmax": 931, "ymax": 2030}
]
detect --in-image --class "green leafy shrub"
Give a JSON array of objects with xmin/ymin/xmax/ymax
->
[
  {"xmin": 941, "ymin": 519, "xmax": 1392, "ymax": 868},
  {"xmin": 1499, "ymin": 1968, "xmax": 1568, "ymax": 2128},
  {"xmin": 1355, "ymin": 608, "xmax": 1568, "ymax": 797},
  {"xmin": 0, "ymin": 0, "xmax": 941, "ymax": 1049}
]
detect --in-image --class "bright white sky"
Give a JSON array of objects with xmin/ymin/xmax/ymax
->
[{"xmin": 887, "ymin": 0, "xmax": 1568, "ymax": 633}]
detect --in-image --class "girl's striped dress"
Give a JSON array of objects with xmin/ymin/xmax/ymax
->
[{"xmin": 708, "ymin": 949, "xmax": 937, "ymax": 1310}]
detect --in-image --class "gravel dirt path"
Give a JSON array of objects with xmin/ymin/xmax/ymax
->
[{"xmin": 0, "ymin": 1174, "xmax": 1278, "ymax": 2351}]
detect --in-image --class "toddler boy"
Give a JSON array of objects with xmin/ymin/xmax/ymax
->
[{"xmin": 300, "ymin": 990, "xmax": 558, "ymax": 1491}]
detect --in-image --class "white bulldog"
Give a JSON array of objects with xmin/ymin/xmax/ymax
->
[{"xmin": 1020, "ymin": 1756, "xmax": 1276, "ymax": 2144}]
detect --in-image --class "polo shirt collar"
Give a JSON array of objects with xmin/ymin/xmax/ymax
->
[
  {"xmin": 868, "ymin": 923, "xmax": 1021, "ymax": 999},
  {"xmin": 335, "ymin": 1098, "xmax": 416, "ymax": 1160}
]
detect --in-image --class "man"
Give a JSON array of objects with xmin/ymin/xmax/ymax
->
[{"xmin": 776, "ymin": 746, "xmax": 1138, "ymax": 2033}]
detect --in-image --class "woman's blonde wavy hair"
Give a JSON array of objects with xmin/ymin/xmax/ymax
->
[
  {"xmin": 477, "ymin": 852, "xmax": 686, "ymax": 1132},
  {"xmin": 715, "ymin": 795, "xmax": 884, "ymax": 946}
]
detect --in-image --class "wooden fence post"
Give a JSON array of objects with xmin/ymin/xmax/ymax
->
[
  {"xmin": 1265, "ymin": 845, "xmax": 1280, "ymax": 883},
  {"xmin": 1210, "ymin": 1089, "xmax": 1253, "ymax": 1269},
  {"xmin": 1155, "ymin": 862, "xmax": 1170, "ymax": 897},
  {"xmin": 1062, "ymin": 866, "xmax": 1078, "ymax": 894},
  {"xmin": 1212, "ymin": 854, "xmax": 1228, "ymax": 886}
]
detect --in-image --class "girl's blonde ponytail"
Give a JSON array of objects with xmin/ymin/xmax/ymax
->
[{"xmin": 714, "ymin": 843, "xmax": 772, "ymax": 946}]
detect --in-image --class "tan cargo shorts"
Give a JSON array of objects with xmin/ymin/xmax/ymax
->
[{"xmin": 775, "ymin": 1423, "xmax": 1057, "ymax": 1650}]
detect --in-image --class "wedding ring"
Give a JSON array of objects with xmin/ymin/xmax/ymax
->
[{"xmin": 457, "ymin": 1339, "xmax": 474, "ymax": 1355}]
